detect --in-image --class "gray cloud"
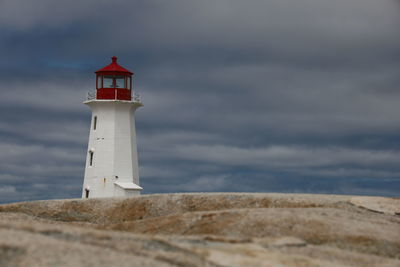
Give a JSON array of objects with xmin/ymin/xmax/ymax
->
[
  {"xmin": 0, "ymin": 0, "xmax": 399, "ymax": 203},
  {"xmin": 173, "ymin": 145, "xmax": 400, "ymax": 168}
]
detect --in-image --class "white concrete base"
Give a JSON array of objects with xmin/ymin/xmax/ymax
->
[{"xmin": 114, "ymin": 182, "xmax": 142, "ymax": 197}]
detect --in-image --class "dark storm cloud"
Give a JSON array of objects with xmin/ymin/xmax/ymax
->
[{"xmin": 0, "ymin": 0, "xmax": 399, "ymax": 203}]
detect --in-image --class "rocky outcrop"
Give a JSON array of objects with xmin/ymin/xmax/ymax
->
[
  {"xmin": 0, "ymin": 193, "xmax": 399, "ymax": 266},
  {"xmin": 350, "ymin": 196, "xmax": 400, "ymax": 215}
]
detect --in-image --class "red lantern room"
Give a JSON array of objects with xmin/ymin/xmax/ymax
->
[{"xmin": 95, "ymin": 56, "xmax": 133, "ymax": 101}]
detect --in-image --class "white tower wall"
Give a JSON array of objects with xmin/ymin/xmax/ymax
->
[{"xmin": 82, "ymin": 100, "xmax": 142, "ymax": 198}]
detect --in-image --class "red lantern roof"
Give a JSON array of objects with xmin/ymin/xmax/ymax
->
[{"xmin": 95, "ymin": 56, "xmax": 133, "ymax": 75}]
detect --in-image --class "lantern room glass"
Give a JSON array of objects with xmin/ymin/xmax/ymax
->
[
  {"xmin": 97, "ymin": 75, "xmax": 130, "ymax": 89},
  {"xmin": 103, "ymin": 76, "xmax": 114, "ymax": 88},
  {"xmin": 115, "ymin": 76, "xmax": 125, "ymax": 88}
]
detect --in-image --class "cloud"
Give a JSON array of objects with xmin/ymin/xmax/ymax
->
[
  {"xmin": 0, "ymin": 0, "xmax": 106, "ymax": 30},
  {"xmin": 173, "ymin": 144, "xmax": 400, "ymax": 169},
  {"xmin": 136, "ymin": 62, "xmax": 400, "ymax": 142},
  {"xmin": 177, "ymin": 175, "xmax": 227, "ymax": 192},
  {"xmin": 0, "ymin": 119, "xmax": 89, "ymax": 146},
  {"xmin": 1, "ymin": 0, "xmax": 400, "ymax": 203},
  {"xmin": 292, "ymin": 168, "xmax": 400, "ymax": 179},
  {"xmin": 0, "ymin": 186, "xmax": 17, "ymax": 194},
  {"xmin": 143, "ymin": 174, "xmax": 228, "ymax": 193},
  {"xmin": 0, "ymin": 80, "xmax": 90, "ymax": 112}
]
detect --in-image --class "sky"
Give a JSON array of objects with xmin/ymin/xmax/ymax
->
[{"xmin": 1, "ymin": 0, "xmax": 400, "ymax": 203}]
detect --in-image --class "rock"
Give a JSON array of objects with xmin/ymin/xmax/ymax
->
[
  {"xmin": 255, "ymin": 236, "xmax": 307, "ymax": 248},
  {"xmin": 0, "ymin": 193, "xmax": 399, "ymax": 266},
  {"xmin": 350, "ymin": 196, "xmax": 400, "ymax": 215}
]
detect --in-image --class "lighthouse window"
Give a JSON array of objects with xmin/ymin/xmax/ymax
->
[
  {"xmin": 93, "ymin": 116, "xmax": 97, "ymax": 130},
  {"xmin": 89, "ymin": 151, "xmax": 94, "ymax": 166},
  {"xmin": 85, "ymin": 189, "xmax": 90, "ymax": 198},
  {"xmin": 103, "ymin": 76, "xmax": 114, "ymax": 88},
  {"xmin": 115, "ymin": 76, "xmax": 125, "ymax": 88}
]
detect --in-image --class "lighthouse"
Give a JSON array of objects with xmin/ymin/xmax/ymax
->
[{"xmin": 82, "ymin": 57, "xmax": 143, "ymax": 198}]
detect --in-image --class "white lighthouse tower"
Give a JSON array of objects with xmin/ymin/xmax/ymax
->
[{"xmin": 82, "ymin": 57, "xmax": 143, "ymax": 198}]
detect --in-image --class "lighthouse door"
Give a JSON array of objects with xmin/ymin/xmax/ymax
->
[{"xmin": 85, "ymin": 189, "xmax": 90, "ymax": 198}]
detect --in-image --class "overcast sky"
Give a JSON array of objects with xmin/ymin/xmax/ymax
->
[{"xmin": 1, "ymin": 0, "xmax": 400, "ymax": 203}]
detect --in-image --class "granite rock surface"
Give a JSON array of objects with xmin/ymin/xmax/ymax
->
[{"xmin": 0, "ymin": 193, "xmax": 399, "ymax": 266}]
